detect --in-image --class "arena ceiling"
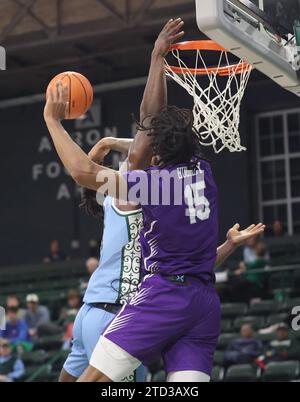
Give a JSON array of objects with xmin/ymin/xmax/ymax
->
[{"xmin": 0, "ymin": 0, "xmax": 203, "ymax": 100}]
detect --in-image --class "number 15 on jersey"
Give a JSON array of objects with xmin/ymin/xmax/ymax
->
[{"xmin": 185, "ymin": 181, "xmax": 211, "ymax": 224}]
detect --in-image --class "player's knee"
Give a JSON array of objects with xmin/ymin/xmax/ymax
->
[{"xmin": 77, "ymin": 365, "xmax": 112, "ymax": 382}]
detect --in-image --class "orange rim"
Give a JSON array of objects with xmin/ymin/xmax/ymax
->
[{"xmin": 167, "ymin": 40, "xmax": 253, "ymax": 76}]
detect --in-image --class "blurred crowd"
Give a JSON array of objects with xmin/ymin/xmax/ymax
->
[{"xmin": 0, "ymin": 257, "xmax": 98, "ymax": 382}]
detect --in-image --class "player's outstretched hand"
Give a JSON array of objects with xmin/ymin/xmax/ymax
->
[
  {"xmin": 154, "ymin": 18, "xmax": 185, "ymax": 57},
  {"xmin": 227, "ymin": 223, "xmax": 266, "ymax": 247},
  {"xmin": 44, "ymin": 80, "xmax": 69, "ymax": 122}
]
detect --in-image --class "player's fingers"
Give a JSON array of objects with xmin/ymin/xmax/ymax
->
[
  {"xmin": 171, "ymin": 30, "xmax": 185, "ymax": 41},
  {"xmin": 244, "ymin": 224, "xmax": 256, "ymax": 232},
  {"xmin": 162, "ymin": 18, "xmax": 175, "ymax": 33},
  {"xmin": 249, "ymin": 223, "xmax": 264, "ymax": 232},
  {"xmin": 55, "ymin": 81, "xmax": 62, "ymax": 102},
  {"xmin": 169, "ymin": 20, "xmax": 184, "ymax": 35},
  {"xmin": 249, "ymin": 227, "xmax": 265, "ymax": 236},
  {"xmin": 62, "ymin": 84, "xmax": 69, "ymax": 103},
  {"xmin": 166, "ymin": 17, "xmax": 182, "ymax": 32},
  {"xmin": 64, "ymin": 102, "xmax": 69, "ymax": 119},
  {"xmin": 164, "ymin": 18, "xmax": 174, "ymax": 29},
  {"xmin": 48, "ymin": 89, "xmax": 54, "ymax": 103}
]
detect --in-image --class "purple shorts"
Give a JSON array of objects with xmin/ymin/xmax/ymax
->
[{"xmin": 103, "ymin": 273, "xmax": 221, "ymax": 376}]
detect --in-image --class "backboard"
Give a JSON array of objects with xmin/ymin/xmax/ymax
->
[{"xmin": 196, "ymin": 0, "xmax": 300, "ymax": 97}]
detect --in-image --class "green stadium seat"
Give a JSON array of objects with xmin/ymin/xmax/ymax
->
[
  {"xmin": 17, "ymin": 366, "xmax": 40, "ymax": 382},
  {"xmin": 267, "ymin": 313, "xmax": 289, "ymax": 325},
  {"xmin": 234, "ymin": 316, "xmax": 266, "ymax": 331},
  {"xmin": 225, "ymin": 364, "xmax": 259, "ymax": 382},
  {"xmin": 34, "ymin": 334, "xmax": 63, "ymax": 351},
  {"xmin": 22, "ymin": 350, "xmax": 49, "ymax": 365},
  {"xmin": 221, "ymin": 319, "xmax": 232, "ymax": 332},
  {"xmin": 221, "ymin": 303, "xmax": 248, "ymax": 318},
  {"xmin": 51, "ymin": 350, "xmax": 70, "ymax": 371},
  {"xmin": 213, "ymin": 350, "xmax": 224, "ymax": 366},
  {"xmin": 217, "ymin": 333, "xmax": 238, "ymax": 350},
  {"xmin": 256, "ymin": 332, "xmax": 277, "ymax": 343},
  {"xmin": 277, "ymin": 297, "xmax": 300, "ymax": 313},
  {"xmin": 262, "ymin": 361, "xmax": 300, "ymax": 382},
  {"xmin": 211, "ymin": 366, "xmax": 224, "ymax": 382},
  {"xmin": 152, "ymin": 370, "xmax": 166, "ymax": 382},
  {"xmin": 248, "ymin": 300, "xmax": 278, "ymax": 316}
]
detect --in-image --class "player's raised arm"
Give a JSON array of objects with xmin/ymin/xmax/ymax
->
[
  {"xmin": 215, "ymin": 223, "xmax": 266, "ymax": 268},
  {"xmin": 44, "ymin": 81, "xmax": 127, "ymax": 199},
  {"xmin": 128, "ymin": 18, "xmax": 184, "ymax": 171}
]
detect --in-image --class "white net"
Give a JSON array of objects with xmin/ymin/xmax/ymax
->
[{"xmin": 165, "ymin": 46, "xmax": 252, "ymax": 153}]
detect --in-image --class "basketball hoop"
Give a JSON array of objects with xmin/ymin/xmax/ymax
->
[{"xmin": 165, "ymin": 40, "xmax": 253, "ymax": 153}]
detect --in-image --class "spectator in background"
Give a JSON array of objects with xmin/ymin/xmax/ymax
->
[
  {"xmin": 227, "ymin": 241, "xmax": 269, "ymax": 301},
  {"xmin": 6, "ymin": 295, "xmax": 26, "ymax": 320},
  {"xmin": 243, "ymin": 237, "xmax": 258, "ymax": 264},
  {"xmin": 43, "ymin": 240, "xmax": 67, "ymax": 263},
  {"xmin": 265, "ymin": 323, "xmax": 300, "ymax": 362},
  {"xmin": 0, "ymin": 338, "xmax": 25, "ymax": 382},
  {"xmin": 0, "ymin": 307, "xmax": 32, "ymax": 352},
  {"xmin": 25, "ymin": 294, "xmax": 62, "ymax": 337},
  {"xmin": 25, "ymin": 294, "xmax": 50, "ymax": 338},
  {"xmin": 224, "ymin": 324, "xmax": 264, "ymax": 367},
  {"xmin": 80, "ymin": 257, "xmax": 99, "ymax": 292},
  {"xmin": 58, "ymin": 289, "xmax": 82, "ymax": 327},
  {"xmin": 272, "ymin": 220, "xmax": 284, "ymax": 237},
  {"xmin": 237, "ymin": 241, "xmax": 270, "ymax": 290},
  {"xmin": 86, "ymin": 257, "xmax": 99, "ymax": 276},
  {"xmin": 58, "ymin": 290, "xmax": 82, "ymax": 350}
]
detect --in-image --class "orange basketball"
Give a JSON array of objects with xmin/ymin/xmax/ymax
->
[{"xmin": 46, "ymin": 71, "xmax": 93, "ymax": 120}]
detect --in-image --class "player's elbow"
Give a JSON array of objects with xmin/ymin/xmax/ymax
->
[
  {"xmin": 71, "ymin": 168, "xmax": 86, "ymax": 186},
  {"xmin": 70, "ymin": 163, "xmax": 95, "ymax": 188}
]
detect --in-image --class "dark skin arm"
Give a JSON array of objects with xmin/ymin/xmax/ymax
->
[
  {"xmin": 44, "ymin": 82, "xmax": 127, "ymax": 199},
  {"xmin": 44, "ymin": 20, "xmax": 184, "ymax": 198},
  {"xmin": 128, "ymin": 18, "xmax": 184, "ymax": 171}
]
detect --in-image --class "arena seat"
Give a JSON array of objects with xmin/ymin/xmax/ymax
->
[
  {"xmin": 248, "ymin": 300, "xmax": 278, "ymax": 315},
  {"xmin": 22, "ymin": 350, "xmax": 49, "ymax": 366},
  {"xmin": 220, "ymin": 319, "xmax": 232, "ymax": 332},
  {"xmin": 262, "ymin": 361, "xmax": 300, "ymax": 382},
  {"xmin": 18, "ymin": 366, "xmax": 42, "ymax": 382},
  {"xmin": 211, "ymin": 366, "xmax": 225, "ymax": 382},
  {"xmin": 256, "ymin": 332, "xmax": 277, "ymax": 343},
  {"xmin": 221, "ymin": 303, "xmax": 248, "ymax": 318},
  {"xmin": 225, "ymin": 364, "xmax": 260, "ymax": 382},
  {"xmin": 233, "ymin": 316, "xmax": 266, "ymax": 331},
  {"xmin": 213, "ymin": 350, "xmax": 224, "ymax": 366},
  {"xmin": 217, "ymin": 333, "xmax": 239, "ymax": 350},
  {"xmin": 266, "ymin": 313, "xmax": 289, "ymax": 325},
  {"xmin": 277, "ymin": 297, "xmax": 300, "ymax": 313},
  {"xmin": 34, "ymin": 334, "xmax": 63, "ymax": 351}
]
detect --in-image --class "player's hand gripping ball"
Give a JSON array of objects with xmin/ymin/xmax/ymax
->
[{"xmin": 46, "ymin": 71, "xmax": 93, "ymax": 119}]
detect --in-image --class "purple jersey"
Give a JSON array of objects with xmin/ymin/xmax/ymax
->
[{"xmin": 123, "ymin": 159, "xmax": 218, "ymax": 282}]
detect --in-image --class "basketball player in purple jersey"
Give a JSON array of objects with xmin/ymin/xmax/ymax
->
[{"xmin": 44, "ymin": 19, "xmax": 265, "ymax": 382}]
